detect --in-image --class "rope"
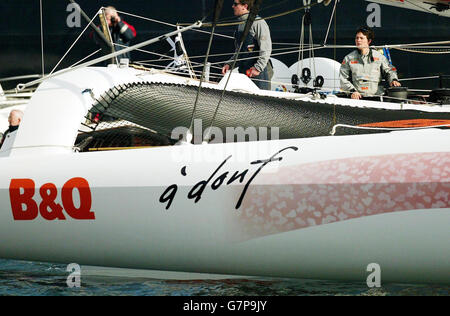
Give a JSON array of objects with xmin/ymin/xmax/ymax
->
[
  {"xmin": 189, "ymin": 0, "xmax": 224, "ymax": 136},
  {"xmin": 398, "ymin": 76, "xmax": 440, "ymax": 82},
  {"xmin": 392, "ymin": 47, "xmax": 450, "ymax": 54},
  {"xmin": 115, "ymin": 8, "xmax": 234, "ymax": 40},
  {"xmin": 50, "ymin": 9, "xmax": 101, "ymax": 75},
  {"xmin": 203, "ymin": 0, "xmax": 264, "ymax": 143},
  {"xmin": 135, "ymin": 45, "xmax": 318, "ymax": 65},
  {"xmin": 323, "ymin": 0, "xmax": 338, "ymax": 46},
  {"xmin": 186, "ymin": 2, "xmax": 319, "ymax": 28},
  {"xmin": 40, "ymin": 0, "xmax": 45, "ymax": 77},
  {"xmin": 69, "ymin": 49, "xmax": 103, "ymax": 68},
  {"xmin": 16, "ymin": 22, "xmax": 202, "ymax": 91},
  {"xmin": 332, "ymin": 0, "xmax": 337, "ymax": 127}
]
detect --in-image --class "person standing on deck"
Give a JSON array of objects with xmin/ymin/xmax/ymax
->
[
  {"xmin": 95, "ymin": 6, "xmax": 137, "ymax": 62},
  {"xmin": 221, "ymin": 0, "xmax": 273, "ymax": 90},
  {"xmin": 340, "ymin": 26, "xmax": 401, "ymax": 100}
]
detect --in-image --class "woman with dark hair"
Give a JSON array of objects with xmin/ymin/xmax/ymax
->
[{"xmin": 340, "ymin": 26, "xmax": 401, "ymax": 100}]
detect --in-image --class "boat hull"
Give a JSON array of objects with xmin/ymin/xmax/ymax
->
[{"xmin": 1, "ymin": 132, "xmax": 449, "ymax": 284}]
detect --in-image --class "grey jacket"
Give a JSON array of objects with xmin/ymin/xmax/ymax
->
[
  {"xmin": 226, "ymin": 14, "xmax": 272, "ymax": 72},
  {"xmin": 340, "ymin": 49, "xmax": 398, "ymax": 96}
]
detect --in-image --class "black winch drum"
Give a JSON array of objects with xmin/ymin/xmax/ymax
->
[
  {"xmin": 386, "ymin": 86, "xmax": 408, "ymax": 103},
  {"xmin": 429, "ymin": 88, "xmax": 450, "ymax": 104}
]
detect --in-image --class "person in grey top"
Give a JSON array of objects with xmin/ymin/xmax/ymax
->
[
  {"xmin": 340, "ymin": 26, "xmax": 401, "ymax": 99},
  {"xmin": 221, "ymin": 0, "xmax": 272, "ymax": 90}
]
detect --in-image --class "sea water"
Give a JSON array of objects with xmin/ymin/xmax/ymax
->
[{"xmin": 0, "ymin": 259, "xmax": 448, "ymax": 296}]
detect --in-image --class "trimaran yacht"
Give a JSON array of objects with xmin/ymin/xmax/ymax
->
[{"xmin": 0, "ymin": 0, "xmax": 449, "ymax": 284}]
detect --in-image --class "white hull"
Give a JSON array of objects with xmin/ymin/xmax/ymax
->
[{"xmin": 1, "ymin": 132, "xmax": 449, "ymax": 284}]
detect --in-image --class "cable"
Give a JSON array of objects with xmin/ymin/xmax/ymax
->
[
  {"xmin": 203, "ymin": 0, "xmax": 264, "ymax": 143},
  {"xmin": 40, "ymin": 0, "xmax": 45, "ymax": 77},
  {"xmin": 50, "ymin": 9, "xmax": 101, "ymax": 75},
  {"xmin": 188, "ymin": 0, "xmax": 225, "ymax": 138}
]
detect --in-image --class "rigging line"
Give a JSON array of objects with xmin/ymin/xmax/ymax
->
[
  {"xmin": 50, "ymin": 10, "xmax": 101, "ymax": 75},
  {"xmin": 193, "ymin": 2, "xmax": 319, "ymax": 27},
  {"xmin": 186, "ymin": 63, "xmax": 225, "ymax": 71},
  {"xmin": 204, "ymin": 0, "xmax": 264, "ymax": 143},
  {"xmin": 114, "ymin": 8, "xmax": 234, "ymax": 40},
  {"xmin": 134, "ymin": 56, "xmax": 205, "ymax": 68},
  {"xmin": 398, "ymin": 76, "xmax": 440, "ymax": 81},
  {"xmin": 112, "ymin": 8, "xmax": 177, "ymax": 28},
  {"xmin": 323, "ymin": 0, "xmax": 338, "ymax": 45},
  {"xmin": 258, "ymin": 0, "xmax": 293, "ymax": 12},
  {"xmin": 135, "ymin": 60, "xmax": 205, "ymax": 70},
  {"xmin": 158, "ymin": 44, "xmax": 327, "ymax": 71},
  {"xmin": 396, "ymin": 44, "xmax": 450, "ymax": 48},
  {"xmin": 131, "ymin": 63, "xmax": 224, "ymax": 79},
  {"xmin": 136, "ymin": 45, "xmax": 304, "ymax": 64},
  {"xmin": 332, "ymin": 0, "xmax": 337, "ymax": 127},
  {"xmin": 69, "ymin": 49, "xmax": 103, "ymax": 68},
  {"xmin": 298, "ymin": 14, "xmax": 305, "ymax": 76},
  {"xmin": 382, "ymin": 40, "xmax": 450, "ymax": 48},
  {"xmin": 112, "ymin": 42, "xmax": 185, "ymax": 63},
  {"xmin": 40, "ymin": 0, "xmax": 45, "ymax": 77},
  {"xmin": 289, "ymin": 43, "xmax": 450, "ymax": 50},
  {"xmin": 273, "ymin": 42, "xmax": 323, "ymax": 46},
  {"xmin": 189, "ymin": 0, "xmax": 225, "ymax": 135},
  {"xmin": 392, "ymin": 47, "xmax": 450, "ymax": 54},
  {"xmin": 202, "ymin": 46, "xmax": 327, "ymax": 67},
  {"xmin": 16, "ymin": 21, "xmax": 202, "ymax": 91},
  {"xmin": 212, "ymin": 0, "xmax": 293, "ymax": 24}
]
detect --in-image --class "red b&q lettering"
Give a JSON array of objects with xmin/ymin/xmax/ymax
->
[
  {"xmin": 9, "ymin": 179, "xmax": 39, "ymax": 220},
  {"xmin": 62, "ymin": 178, "xmax": 94, "ymax": 220},
  {"xmin": 9, "ymin": 177, "xmax": 95, "ymax": 221}
]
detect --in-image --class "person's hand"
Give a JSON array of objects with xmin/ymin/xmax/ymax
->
[
  {"xmin": 246, "ymin": 67, "xmax": 260, "ymax": 78},
  {"xmin": 112, "ymin": 13, "xmax": 121, "ymax": 25},
  {"xmin": 221, "ymin": 64, "xmax": 230, "ymax": 75},
  {"xmin": 390, "ymin": 80, "xmax": 401, "ymax": 87},
  {"xmin": 107, "ymin": 12, "xmax": 121, "ymax": 27},
  {"xmin": 351, "ymin": 91, "xmax": 362, "ymax": 100}
]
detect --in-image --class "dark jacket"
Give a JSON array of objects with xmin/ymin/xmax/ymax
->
[
  {"xmin": 94, "ymin": 20, "xmax": 137, "ymax": 61},
  {"xmin": 0, "ymin": 125, "xmax": 19, "ymax": 149}
]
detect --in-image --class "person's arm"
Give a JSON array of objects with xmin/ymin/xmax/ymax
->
[
  {"xmin": 380, "ymin": 55, "xmax": 400, "ymax": 87},
  {"xmin": 340, "ymin": 57, "xmax": 357, "ymax": 92},
  {"xmin": 252, "ymin": 19, "xmax": 272, "ymax": 74},
  {"xmin": 222, "ymin": 29, "xmax": 238, "ymax": 75},
  {"xmin": 339, "ymin": 57, "xmax": 362, "ymax": 99},
  {"xmin": 222, "ymin": 52, "xmax": 237, "ymax": 74},
  {"xmin": 116, "ymin": 20, "xmax": 136, "ymax": 43}
]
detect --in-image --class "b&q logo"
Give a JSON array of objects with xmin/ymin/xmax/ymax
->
[{"xmin": 9, "ymin": 178, "xmax": 95, "ymax": 220}]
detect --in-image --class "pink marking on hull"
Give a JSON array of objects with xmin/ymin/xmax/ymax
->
[{"xmin": 235, "ymin": 152, "xmax": 450, "ymax": 240}]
